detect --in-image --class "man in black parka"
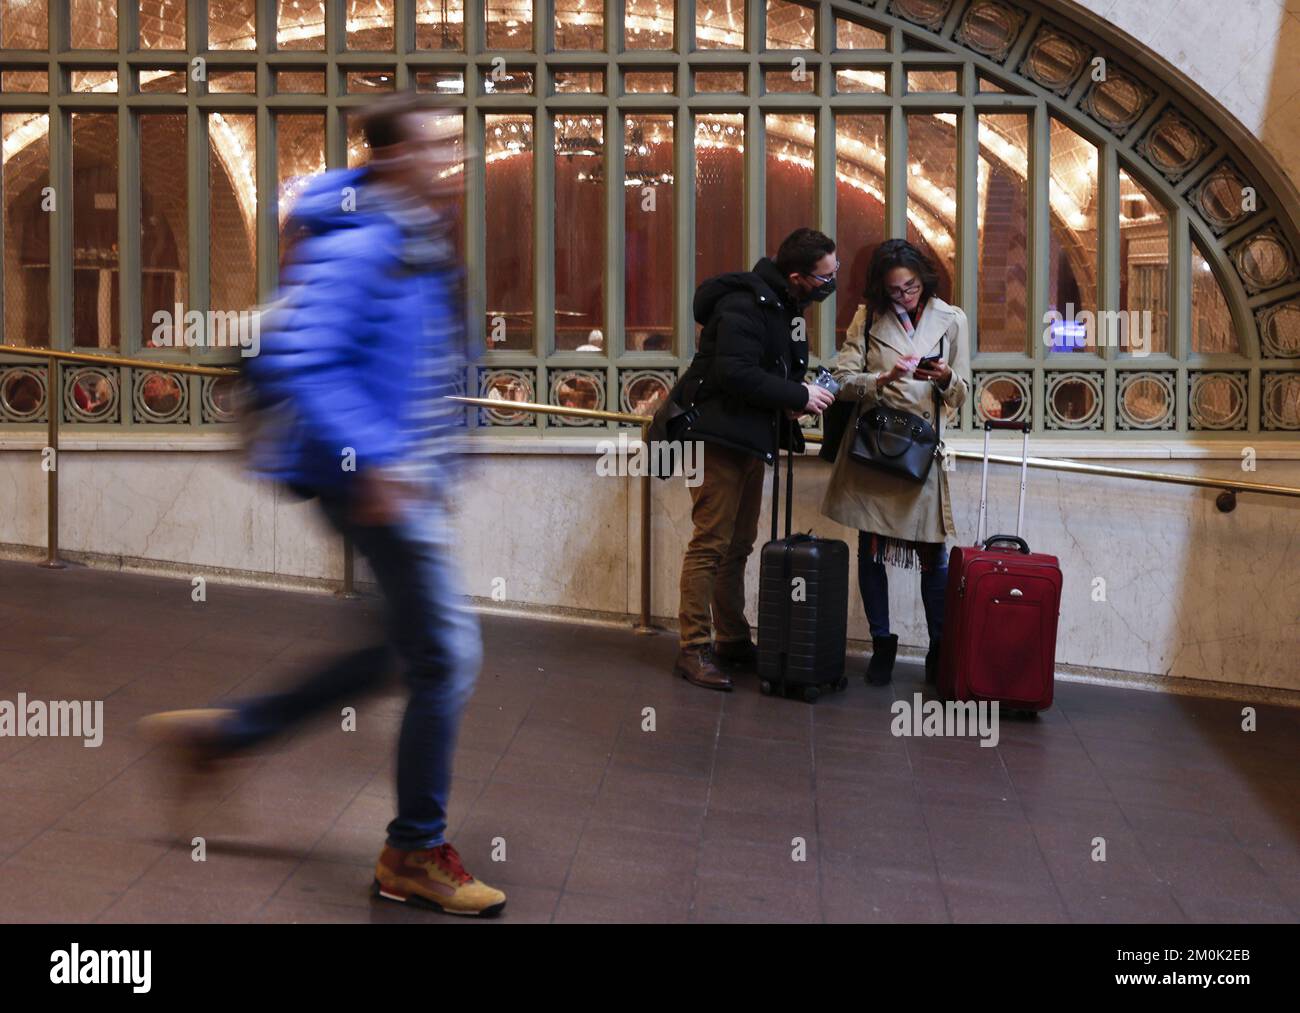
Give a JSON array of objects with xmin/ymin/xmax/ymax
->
[{"xmin": 659, "ymin": 228, "xmax": 839, "ymax": 690}]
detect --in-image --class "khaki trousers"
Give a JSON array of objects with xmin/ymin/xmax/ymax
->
[{"xmin": 678, "ymin": 442, "xmax": 766, "ymax": 648}]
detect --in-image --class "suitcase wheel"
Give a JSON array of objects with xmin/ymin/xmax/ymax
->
[
  {"xmin": 759, "ymin": 680, "xmax": 774, "ymax": 697},
  {"xmin": 801, "ymin": 685, "xmax": 820, "ymax": 704},
  {"xmin": 834, "ymin": 676, "xmax": 848, "ymax": 693}
]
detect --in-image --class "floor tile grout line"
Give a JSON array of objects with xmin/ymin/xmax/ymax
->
[{"xmin": 685, "ymin": 688, "xmax": 726, "ymax": 923}]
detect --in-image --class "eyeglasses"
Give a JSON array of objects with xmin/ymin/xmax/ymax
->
[
  {"xmin": 806, "ymin": 259, "xmax": 841, "ymax": 284},
  {"xmin": 886, "ymin": 278, "xmax": 922, "ymax": 298}
]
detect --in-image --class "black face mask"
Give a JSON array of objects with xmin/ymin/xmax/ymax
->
[{"xmin": 804, "ymin": 278, "xmax": 836, "ymax": 304}]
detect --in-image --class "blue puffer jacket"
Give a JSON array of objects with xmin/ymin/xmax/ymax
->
[{"xmin": 244, "ymin": 165, "xmax": 457, "ymax": 493}]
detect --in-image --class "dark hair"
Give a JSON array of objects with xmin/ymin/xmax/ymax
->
[
  {"xmin": 863, "ymin": 238, "xmax": 940, "ymax": 315},
  {"xmin": 359, "ymin": 89, "xmax": 424, "ymax": 150},
  {"xmin": 774, "ymin": 228, "xmax": 836, "ymax": 278}
]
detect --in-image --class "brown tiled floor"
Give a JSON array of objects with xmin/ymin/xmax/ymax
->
[{"xmin": 0, "ymin": 559, "xmax": 1297, "ymax": 923}]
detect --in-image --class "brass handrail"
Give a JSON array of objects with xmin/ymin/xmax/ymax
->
[
  {"xmin": 0, "ymin": 344, "xmax": 239, "ymax": 377},
  {"xmin": 447, "ymin": 396, "xmax": 1300, "ymax": 503}
]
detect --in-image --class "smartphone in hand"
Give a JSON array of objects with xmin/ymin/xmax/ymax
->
[{"xmin": 915, "ymin": 355, "xmax": 940, "ymax": 375}]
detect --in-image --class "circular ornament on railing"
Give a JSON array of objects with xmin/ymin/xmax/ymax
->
[
  {"xmin": 133, "ymin": 370, "xmax": 189, "ymax": 424},
  {"xmin": 0, "ymin": 366, "xmax": 47, "ymax": 422},
  {"xmin": 619, "ymin": 369, "xmax": 675, "ymax": 421},
  {"xmin": 63, "ymin": 366, "xmax": 119, "ymax": 423},
  {"xmin": 201, "ymin": 374, "xmax": 240, "ymax": 423},
  {"xmin": 1188, "ymin": 371, "xmax": 1248, "ymax": 431},
  {"xmin": 478, "ymin": 369, "xmax": 536, "ymax": 426},
  {"xmin": 1262, "ymin": 372, "xmax": 1300, "ymax": 430},
  {"xmin": 1116, "ymin": 371, "xmax": 1175, "ymax": 430},
  {"xmin": 1230, "ymin": 226, "xmax": 1298, "ymax": 294},
  {"xmin": 974, "ymin": 370, "xmax": 1032, "ymax": 425},
  {"xmin": 548, "ymin": 369, "xmax": 606, "ymax": 426},
  {"xmin": 1045, "ymin": 371, "xmax": 1103, "ymax": 430}
]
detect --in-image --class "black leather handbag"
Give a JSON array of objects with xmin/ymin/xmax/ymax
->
[{"xmin": 849, "ymin": 336, "xmax": 944, "ymax": 483}]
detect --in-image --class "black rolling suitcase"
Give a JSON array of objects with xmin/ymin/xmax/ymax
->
[{"xmin": 757, "ymin": 421, "xmax": 851, "ymax": 703}]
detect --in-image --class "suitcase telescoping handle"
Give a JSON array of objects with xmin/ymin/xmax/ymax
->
[
  {"xmin": 770, "ymin": 416, "xmax": 795, "ymax": 544},
  {"xmin": 976, "ymin": 418, "xmax": 1031, "ymax": 549}
]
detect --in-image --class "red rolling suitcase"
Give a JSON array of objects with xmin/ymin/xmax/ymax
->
[
  {"xmin": 938, "ymin": 419, "xmax": 1061, "ymax": 712},
  {"xmin": 757, "ymin": 423, "xmax": 851, "ymax": 704}
]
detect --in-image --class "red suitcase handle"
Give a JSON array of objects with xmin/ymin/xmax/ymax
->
[{"xmin": 983, "ymin": 534, "xmax": 1031, "ymax": 554}]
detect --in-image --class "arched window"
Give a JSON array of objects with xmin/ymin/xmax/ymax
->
[{"xmin": 0, "ymin": 0, "xmax": 1296, "ymax": 435}]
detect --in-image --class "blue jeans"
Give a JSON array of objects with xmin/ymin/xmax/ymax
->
[
  {"xmin": 857, "ymin": 532, "xmax": 948, "ymax": 650},
  {"xmin": 221, "ymin": 489, "xmax": 481, "ymax": 850}
]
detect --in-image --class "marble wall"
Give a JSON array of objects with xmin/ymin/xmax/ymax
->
[{"xmin": 1, "ymin": 441, "xmax": 1296, "ymax": 693}]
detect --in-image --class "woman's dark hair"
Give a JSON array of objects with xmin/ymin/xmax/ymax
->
[
  {"xmin": 863, "ymin": 238, "xmax": 940, "ymax": 315},
  {"xmin": 359, "ymin": 89, "xmax": 424, "ymax": 150}
]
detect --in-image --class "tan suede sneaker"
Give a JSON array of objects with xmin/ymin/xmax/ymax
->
[{"xmin": 373, "ymin": 843, "xmax": 507, "ymax": 917}]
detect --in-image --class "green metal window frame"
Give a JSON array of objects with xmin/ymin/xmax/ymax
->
[{"xmin": 0, "ymin": 0, "xmax": 1296, "ymax": 437}]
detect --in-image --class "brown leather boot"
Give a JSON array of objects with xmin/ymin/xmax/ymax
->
[
  {"xmin": 673, "ymin": 644, "xmax": 733, "ymax": 691},
  {"xmin": 713, "ymin": 637, "xmax": 757, "ymax": 670}
]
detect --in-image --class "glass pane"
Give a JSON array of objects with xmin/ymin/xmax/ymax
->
[
  {"xmin": 555, "ymin": 0, "xmax": 603, "ymax": 50},
  {"xmin": 835, "ymin": 114, "xmax": 887, "ymax": 348},
  {"xmin": 71, "ymin": 0, "xmax": 117, "ymax": 49},
  {"xmin": 140, "ymin": 0, "xmax": 185, "ymax": 49},
  {"xmin": 1118, "ymin": 168, "xmax": 1169, "ymax": 355},
  {"xmin": 906, "ymin": 113, "xmax": 957, "ymax": 302},
  {"xmin": 139, "ymin": 68, "xmax": 186, "ymax": 93},
  {"xmin": 277, "ymin": 114, "xmax": 325, "ymax": 233},
  {"xmin": 554, "ymin": 70, "xmax": 604, "ymax": 93},
  {"xmin": 208, "ymin": 69, "xmax": 256, "ymax": 93},
  {"xmin": 625, "ymin": 70, "xmax": 673, "ymax": 94},
  {"xmin": 414, "ymin": 70, "xmax": 465, "ymax": 94},
  {"xmin": 836, "ymin": 17, "xmax": 886, "ymax": 49},
  {"xmin": 416, "ymin": 0, "xmax": 464, "ymax": 49},
  {"xmin": 209, "ymin": 112, "xmax": 258, "ymax": 316},
  {"xmin": 1192, "ymin": 242, "xmax": 1237, "ymax": 354},
  {"xmin": 483, "ymin": 68, "xmax": 534, "ymax": 94},
  {"xmin": 72, "ymin": 70, "xmax": 118, "ymax": 93},
  {"xmin": 1, "ymin": 1, "xmax": 48, "ymax": 47},
  {"xmin": 346, "ymin": 109, "xmax": 370, "ymax": 168},
  {"xmin": 977, "ymin": 113, "xmax": 1029, "ymax": 353},
  {"xmin": 140, "ymin": 114, "xmax": 187, "ymax": 353},
  {"xmin": 209, "ymin": 0, "xmax": 256, "ymax": 50},
  {"xmin": 625, "ymin": 114, "xmax": 674, "ymax": 353},
  {"xmin": 694, "ymin": 112, "xmax": 744, "ymax": 303},
  {"xmin": 348, "ymin": 0, "xmax": 393, "ymax": 50},
  {"xmin": 278, "ymin": 0, "xmax": 325, "ymax": 50},
  {"xmin": 554, "ymin": 114, "xmax": 605, "ymax": 351},
  {"xmin": 277, "ymin": 70, "xmax": 325, "ymax": 93},
  {"xmin": 2, "ymin": 112, "xmax": 50, "ymax": 346},
  {"xmin": 625, "ymin": 0, "xmax": 673, "ymax": 49},
  {"xmin": 766, "ymin": 113, "xmax": 815, "ymax": 255},
  {"xmin": 765, "ymin": 68, "xmax": 815, "ymax": 93},
  {"xmin": 835, "ymin": 68, "xmax": 886, "ymax": 93},
  {"xmin": 2, "ymin": 70, "xmax": 48, "ymax": 92},
  {"xmin": 767, "ymin": 113, "xmax": 817, "ymax": 338},
  {"xmin": 766, "ymin": 0, "xmax": 814, "ymax": 49},
  {"xmin": 907, "ymin": 69, "xmax": 958, "ymax": 92},
  {"xmin": 1047, "ymin": 118, "xmax": 1098, "ymax": 353},
  {"xmin": 695, "ymin": 69, "xmax": 745, "ymax": 93},
  {"xmin": 696, "ymin": 0, "xmax": 744, "ymax": 49},
  {"xmin": 72, "ymin": 113, "xmax": 119, "ymax": 349},
  {"xmin": 347, "ymin": 70, "xmax": 396, "ymax": 92},
  {"xmin": 486, "ymin": 1, "xmax": 533, "ymax": 49},
  {"xmin": 485, "ymin": 114, "xmax": 534, "ymax": 350}
]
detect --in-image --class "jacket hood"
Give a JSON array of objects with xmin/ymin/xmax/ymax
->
[
  {"xmin": 692, "ymin": 258, "xmax": 789, "ymax": 325},
  {"xmin": 283, "ymin": 165, "xmax": 375, "ymax": 234}
]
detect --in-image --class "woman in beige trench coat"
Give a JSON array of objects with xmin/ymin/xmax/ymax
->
[{"xmin": 821, "ymin": 240, "xmax": 970, "ymax": 685}]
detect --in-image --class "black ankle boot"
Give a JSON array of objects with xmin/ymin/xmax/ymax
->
[
  {"xmin": 925, "ymin": 644, "xmax": 940, "ymax": 684},
  {"xmin": 865, "ymin": 634, "xmax": 898, "ymax": 686}
]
